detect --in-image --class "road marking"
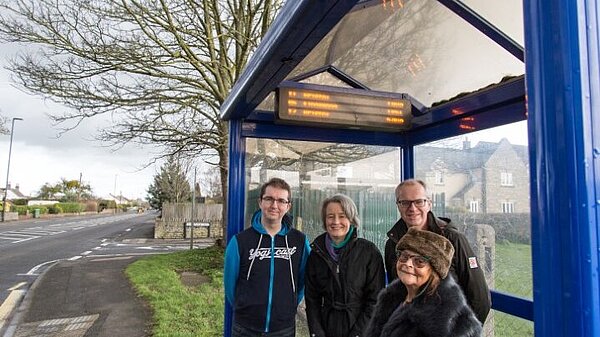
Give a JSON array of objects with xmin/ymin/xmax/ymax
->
[
  {"xmin": 90, "ymin": 256, "xmax": 134, "ymax": 262},
  {"xmin": 68, "ymin": 256, "xmax": 82, "ymax": 261},
  {"xmin": 81, "ymin": 251, "xmax": 92, "ymax": 256},
  {"xmin": 8, "ymin": 282, "xmax": 26, "ymax": 291},
  {"xmin": 0, "ymin": 232, "xmax": 36, "ymax": 237},
  {"xmin": 9, "ymin": 237, "xmax": 39, "ymax": 244},
  {"xmin": 0, "ymin": 288, "xmax": 25, "ymax": 331},
  {"xmin": 125, "ymin": 228, "xmax": 131, "ymax": 231},
  {"xmin": 22, "ymin": 259, "xmax": 60, "ymax": 276},
  {"xmin": 92, "ymin": 246, "xmax": 101, "ymax": 250}
]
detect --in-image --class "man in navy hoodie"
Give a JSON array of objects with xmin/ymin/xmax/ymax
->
[{"xmin": 224, "ymin": 177, "xmax": 311, "ymax": 337}]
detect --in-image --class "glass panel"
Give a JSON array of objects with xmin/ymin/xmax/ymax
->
[
  {"xmin": 414, "ymin": 121, "xmax": 531, "ymax": 336},
  {"xmin": 460, "ymin": 0, "xmax": 525, "ymax": 46},
  {"xmin": 244, "ymin": 138, "xmax": 401, "ymax": 335},
  {"xmin": 287, "ymin": 0, "xmax": 524, "ymax": 107},
  {"xmin": 245, "ymin": 138, "xmax": 401, "ymax": 248}
]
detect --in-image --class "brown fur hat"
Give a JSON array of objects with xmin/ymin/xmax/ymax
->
[{"xmin": 396, "ymin": 227, "xmax": 455, "ymax": 279}]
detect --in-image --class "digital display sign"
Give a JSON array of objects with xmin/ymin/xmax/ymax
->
[{"xmin": 276, "ymin": 82, "xmax": 413, "ymax": 131}]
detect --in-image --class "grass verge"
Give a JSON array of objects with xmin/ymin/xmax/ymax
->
[{"xmin": 126, "ymin": 245, "xmax": 225, "ymax": 337}]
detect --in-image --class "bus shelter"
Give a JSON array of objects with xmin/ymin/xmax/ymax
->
[{"xmin": 220, "ymin": 1, "xmax": 599, "ymax": 336}]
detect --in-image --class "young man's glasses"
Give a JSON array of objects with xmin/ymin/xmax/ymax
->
[
  {"xmin": 396, "ymin": 250, "xmax": 430, "ymax": 268},
  {"xmin": 396, "ymin": 198, "xmax": 429, "ymax": 208},
  {"xmin": 261, "ymin": 196, "xmax": 290, "ymax": 206}
]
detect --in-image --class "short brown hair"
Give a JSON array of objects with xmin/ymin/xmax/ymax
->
[{"xmin": 260, "ymin": 177, "xmax": 292, "ymax": 200}]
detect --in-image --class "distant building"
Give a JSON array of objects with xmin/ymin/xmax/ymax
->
[
  {"xmin": 416, "ymin": 138, "xmax": 530, "ymax": 214},
  {"xmin": 0, "ymin": 183, "xmax": 29, "ymax": 200}
]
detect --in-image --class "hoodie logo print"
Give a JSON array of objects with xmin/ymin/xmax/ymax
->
[{"xmin": 249, "ymin": 247, "xmax": 297, "ymax": 260}]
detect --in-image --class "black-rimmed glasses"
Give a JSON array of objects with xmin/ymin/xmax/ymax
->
[
  {"xmin": 396, "ymin": 198, "xmax": 429, "ymax": 208},
  {"xmin": 261, "ymin": 196, "xmax": 290, "ymax": 206}
]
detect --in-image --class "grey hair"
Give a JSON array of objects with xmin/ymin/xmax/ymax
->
[
  {"xmin": 321, "ymin": 194, "xmax": 361, "ymax": 229},
  {"xmin": 395, "ymin": 179, "xmax": 429, "ymax": 199}
]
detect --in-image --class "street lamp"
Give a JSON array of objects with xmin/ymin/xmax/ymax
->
[{"xmin": 2, "ymin": 117, "xmax": 23, "ymax": 222}]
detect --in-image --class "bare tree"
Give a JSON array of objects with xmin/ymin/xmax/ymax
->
[
  {"xmin": 0, "ymin": 114, "xmax": 8, "ymax": 134},
  {"xmin": 0, "ymin": 0, "xmax": 283, "ymax": 226}
]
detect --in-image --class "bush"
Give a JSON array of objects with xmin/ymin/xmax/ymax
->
[
  {"xmin": 15, "ymin": 205, "xmax": 28, "ymax": 215},
  {"xmin": 12, "ymin": 199, "xmax": 28, "ymax": 206},
  {"xmin": 56, "ymin": 202, "xmax": 84, "ymax": 213},
  {"xmin": 48, "ymin": 204, "xmax": 63, "ymax": 214},
  {"xmin": 84, "ymin": 201, "xmax": 98, "ymax": 212}
]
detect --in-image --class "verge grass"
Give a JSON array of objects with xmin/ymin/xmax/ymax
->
[
  {"xmin": 494, "ymin": 241, "xmax": 534, "ymax": 337},
  {"xmin": 126, "ymin": 245, "xmax": 225, "ymax": 337}
]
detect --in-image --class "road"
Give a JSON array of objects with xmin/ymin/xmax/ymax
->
[{"xmin": 0, "ymin": 212, "xmax": 196, "ymax": 333}]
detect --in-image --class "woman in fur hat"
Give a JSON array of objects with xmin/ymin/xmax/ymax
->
[{"xmin": 365, "ymin": 227, "xmax": 482, "ymax": 337}]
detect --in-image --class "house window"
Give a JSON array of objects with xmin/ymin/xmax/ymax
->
[
  {"xmin": 469, "ymin": 200, "xmax": 479, "ymax": 213},
  {"xmin": 501, "ymin": 201, "xmax": 514, "ymax": 213},
  {"xmin": 435, "ymin": 171, "xmax": 444, "ymax": 185},
  {"xmin": 501, "ymin": 172, "xmax": 513, "ymax": 186}
]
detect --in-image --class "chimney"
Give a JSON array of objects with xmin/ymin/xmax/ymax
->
[{"xmin": 463, "ymin": 137, "xmax": 471, "ymax": 150}]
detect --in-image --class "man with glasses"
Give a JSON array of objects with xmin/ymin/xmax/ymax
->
[
  {"xmin": 224, "ymin": 177, "xmax": 311, "ymax": 337},
  {"xmin": 384, "ymin": 179, "xmax": 491, "ymax": 325}
]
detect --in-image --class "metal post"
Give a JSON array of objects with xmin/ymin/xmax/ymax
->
[
  {"xmin": 2, "ymin": 117, "xmax": 23, "ymax": 222},
  {"xmin": 190, "ymin": 167, "xmax": 196, "ymax": 250}
]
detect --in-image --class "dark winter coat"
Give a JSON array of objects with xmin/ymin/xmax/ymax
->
[
  {"xmin": 305, "ymin": 231, "xmax": 385, "ymax": 337},
  {"xmin": 384, "ymin": 212, "xmax": 491, "ymax": 323},
  {"xmin": 365, "ymin": 277, "xmax": 482, "ymax": 337}
]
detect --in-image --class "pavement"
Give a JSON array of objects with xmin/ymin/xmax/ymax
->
[{"xmin": 1, "ymin": 219, "xmax": 216, "ymax": 337}]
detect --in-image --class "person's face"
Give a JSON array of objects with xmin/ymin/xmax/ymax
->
[
  {"xmin": 396, "ymin": 184, "xmax": 431, "ymax": 229},
  {"xmin": 396, "ymin": 249, "xmax": 433, "ymax": 289},
  {"xmin": 325, "ymin": 202, "xmax": 351, "ymax": 244},
  {"xmin": 259, "ymin": 186, "xmax": 291, "ymax": 225}
]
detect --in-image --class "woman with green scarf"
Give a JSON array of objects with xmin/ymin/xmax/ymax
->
[{"xmin": 305, "ymin": 194, "xmax": 385, "ymax": 337}]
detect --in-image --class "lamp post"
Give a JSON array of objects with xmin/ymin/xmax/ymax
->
[{"xmin": 2, "ymin": 117, "xmax": 23, "ymax": 222}]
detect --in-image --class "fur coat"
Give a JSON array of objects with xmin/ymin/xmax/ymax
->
[{"xmin": 365, "ymin": 276, "xmax": 482, "ymax": 337}]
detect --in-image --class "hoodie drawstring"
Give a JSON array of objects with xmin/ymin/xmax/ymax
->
[
  {"xmin": 247, "ymin": 234, "xmax": 264, "ymax": 280},
  {"xmin": 285, "ymin": 235, "xmax": 296, "ymax": 293}
]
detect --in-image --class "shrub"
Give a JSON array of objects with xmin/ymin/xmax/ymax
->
[
  {"xmin": 15, "ymin": 205, "xmax": 28, "ymax": 215},
  {"xmin": 48, "ymin": 204, "xmax": 63, "ymax": 214},
  {"xmin": 57, "ymin": 202, "xmax": 84, "ymax": 213}
]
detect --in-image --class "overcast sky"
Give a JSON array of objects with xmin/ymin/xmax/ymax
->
[{"xmin": 0, "ymin": 45, "xmax": 159, "ymax": 200}]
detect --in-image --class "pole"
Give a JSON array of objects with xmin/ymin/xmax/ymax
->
[
  {"xmin": 78, "ymin": 172, "xmax": 82, "ymax": 215},
  {"xmin": 190, "ymin": 167, "xmax": 196, "ymax": 250},
  {"xmin": 2, "ymin": 117, "xmax": 23, "ymax": 222}
]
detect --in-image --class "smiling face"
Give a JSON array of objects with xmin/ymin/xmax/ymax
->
[
  {"xmin": 325, "ymin": 201, "xmax": 351, "ymax": 244},
  {"xmin": 396, "ymin": 182, "xmax": 431, "ymax": 230},
  {"xmin": 397, "ymin": 249, "xmax": 433, "ymax": 290}
]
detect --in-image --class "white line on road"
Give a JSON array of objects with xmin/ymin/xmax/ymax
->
[
  {"xmin": 0, "ymin": 288, "xmax": 25, "ymax": 332},
  {"xmin": 81, "ymin": 251, "xmax": 92, "ymax": 256},
  {"xmin": 7, "ymin": 282, "xmax": 26, "ymax": 291},
  {"xmin": 68, "ymin": 256, "xmax": 82, "ymax": 261},
  {"xmin": 23, "ymin": 259, "xmax": 60, "ymax": 276},
  {"xmin": 125, "ymin": 228, "xmax": 131, "ymax": 231}
]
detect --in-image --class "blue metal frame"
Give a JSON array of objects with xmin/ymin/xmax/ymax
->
[
  {"xmin": 221, "ymin": 0, "xmax": 600, "ymax": 335},
  {"xmin": 224, "ymin": 119, "xmax": 246, "ymax": 337},
  {"xmin": 221, "ymin": 0, "xmax": 359, "ymax": 121},
  {"xmin": 524, "ymin": 0, "xmax": 600, "ymax": 336}
]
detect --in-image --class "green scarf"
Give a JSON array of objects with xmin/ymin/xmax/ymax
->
[{"xmin": 331, "ymin": 225, "xmax": 355, "ymax": 249}]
